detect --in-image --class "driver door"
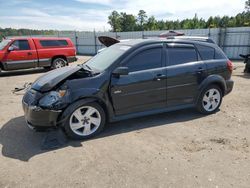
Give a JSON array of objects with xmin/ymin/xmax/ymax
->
[
  {"xmin": 110, "ymin": 44, "xmax": 167, "ymax": 116},
  {"xmin": 5, "ymin": 39, "xmax": 37, "ymax": 70}
]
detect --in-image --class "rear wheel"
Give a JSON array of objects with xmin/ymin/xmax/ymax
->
[
  {"xmin": 196, "ymin": 85, "xmax": 222, "ymax": 114},
  {"xmin": 62, "ymin": 101, "xmax": 106, "ymax": 140},
  {"xmin": 52, "ymin": 58, "xmax": 67, "ymax": 69}
]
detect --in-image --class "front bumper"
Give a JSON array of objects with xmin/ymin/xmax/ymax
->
[
  {"xmin": 22, "ymin": 101, "xmax": 61, "ymax": 128},
  {"xmin": 225, "ymin": 79, "xmax": 234, "ymax": 95}
]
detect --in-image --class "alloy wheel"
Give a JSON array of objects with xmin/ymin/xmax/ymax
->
[
  {"xmin": 54, "ymin": 59, "xmax": 65, "ymax": 68},
  {"xmin": 69, "ymin": 106, "xmax": 101, "ymax": 136},
  {"xmin": 202, "ymin": 88, "xmax": 221, "ymax": 112}
]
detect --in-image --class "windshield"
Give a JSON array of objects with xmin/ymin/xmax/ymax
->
[
  {"xmin": 0, "ymin": 39, "xmax": 11, "ymax": 50},
  {"xmin": 85, "ymin": 44, "xmax": 131, "ymax": 71}
]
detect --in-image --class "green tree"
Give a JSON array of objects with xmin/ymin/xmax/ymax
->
[
  {"xmin": 157, "ymin": 20, "xmax": 167, "ymax": 30},
  {"xmin": 146, "ymin": 16, "xmax": 158, "ymax": 30},
  {"xmin": 137, "ymin": 10, "xmax": 147, "ymax": 30},
  {"xmin": 246, "ymin": 0, "xmax": 250, "ymax": 11},
  {"xmin": 120, "ymin": 13, "xmax": 137, "ymax": 31},
  {"xmin": 108, "ymin": 11, "xmax": 121, "ymax": 32}
]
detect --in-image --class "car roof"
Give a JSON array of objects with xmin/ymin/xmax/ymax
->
[
  {"xmin": 8, "ymin": 37, "xmax": 71, "ymax": 40},
  {"xmin": 118, "ymin": 37, "xmax": 217, "ymax": 48}
]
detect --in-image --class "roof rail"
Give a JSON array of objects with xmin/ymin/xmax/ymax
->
[{"xmin": 167, "ymin": 36, "xmax": 215, "ymax": 44}]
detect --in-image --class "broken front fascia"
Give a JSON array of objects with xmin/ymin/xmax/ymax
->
[{"xmin": 37, "ymin": 80, "xmax": 75, "ymax": 111}]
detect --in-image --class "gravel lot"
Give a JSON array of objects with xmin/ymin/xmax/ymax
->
[{"xmin": 0, "ymin": 57, "xmax": 249, "ymax": 188}]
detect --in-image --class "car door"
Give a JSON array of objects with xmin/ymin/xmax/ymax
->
[
  {"xmin": 110, "ymin": 44, "xmax": 167, "ymax": 116},
  {"xmin": 164, "ymin": 43, "xmax": 207, "ymax": 107},
  {"xmin": 5, "ymin": 39, "xmax": 38, "ymax": 70}
]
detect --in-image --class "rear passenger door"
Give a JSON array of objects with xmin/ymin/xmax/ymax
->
[
  {"xmin": 110, "ymin": 44, "xmax": 167, "ymax": 115},
  {"xmin": 164, "ymin": 43, "xmax": 207, "ymax": 107}
]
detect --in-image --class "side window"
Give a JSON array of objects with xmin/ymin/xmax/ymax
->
[
  {"xmin": 167, "ymin": 47, "xmax": 197, "ymax": 66},
  {"xmin": 12, "ymin": 40, "xmax": 30, "ymax": 50},
  {"xmin": 40, "ymin": 40, "xmax": 68, "ymax": 47},
  {"xmin": 126, "ymin": 48, "xmax": 162, "ymax": 72},
  {"xmin": 215, "ymin": 49, "xmax": 226, "ymax": 59},
  {"xmin": 196, "ymin": 44, "xmax": 215, "ymax": 60}
]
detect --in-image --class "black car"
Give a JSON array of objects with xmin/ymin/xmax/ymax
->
[{"xmin": 22, "ymin": 37, "xmax": 234, "ymax": 139}]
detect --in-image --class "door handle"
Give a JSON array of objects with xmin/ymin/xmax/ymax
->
[
  {"xmin": 196, "ymin": 67, "xmax": 205, "ymax": 74},
  {"xmin": 154, "ymin": 74, "xmax": 166, "ymax": 81},
  {"xmin": 27, "ymin": 52, "xmax": 32, "ymax": 56}
]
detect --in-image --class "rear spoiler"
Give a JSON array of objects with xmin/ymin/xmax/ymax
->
[{"xmin": 98, "ymin": 36, "xmax": 120, "ymax": 47}]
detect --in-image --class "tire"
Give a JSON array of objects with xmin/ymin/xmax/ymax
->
[
  {"xmin": 51, "ymin": 58, "xmax": 67, "ymax": 69},
  {"xmin": 61, "ymin": 101, "xmax": 106, "ymax": 140},
  {"xmin": 196, "ymin": 85, "xmax": 223, "ymax": 114}
]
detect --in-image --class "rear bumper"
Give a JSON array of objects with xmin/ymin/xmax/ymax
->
[
  {"xmin": 22, "ymin": 101, "xmax": 61, "ymax": 128},
  {"xmin": 67, "ymin": 56, "xmax": 77, "ymax": 63},
  {"xmin": 225, "ymin": 79, "xmax": 234, "ymax": 95}
]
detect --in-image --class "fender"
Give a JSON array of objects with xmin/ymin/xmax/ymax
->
[
  {"xmin": 69, "ymin": 88, "xmax": 115, "ymax": 122},
  {"xmin": 0, "ymin": 61, "xmax": 7, "ymax": 70},
  {"xmin": 195, "ymin": 74, "xmax": 226, "ymax": 104}
]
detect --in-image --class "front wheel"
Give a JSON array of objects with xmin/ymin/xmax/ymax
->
[
  {"xmin": 62, "ymin": 101, "xmax": 106, "ymax": 140},
  {"xmin": 196, "ymin": 85, "xmax": 222, "ymax": 114}
]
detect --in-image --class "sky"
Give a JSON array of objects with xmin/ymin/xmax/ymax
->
[{"xmin": 0, "ymin": 0, "xmax": 246, "ymax": 31}]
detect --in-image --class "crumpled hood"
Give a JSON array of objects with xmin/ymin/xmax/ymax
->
[{"xmin": 31, "ymin": 66, "xmax": 81, "ymax": 92}]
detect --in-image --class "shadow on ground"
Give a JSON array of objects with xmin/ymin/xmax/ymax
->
[
  {"xmin": 0, "ymin": 68, "xmax": 47, "ymax": 77},
  {"xmin": 234, "ymin": 72, "xmax": 250, "ymax": 79},
  {"xmin": 0, "ymin": 109, "xmax": 204, "ymax": 161}
]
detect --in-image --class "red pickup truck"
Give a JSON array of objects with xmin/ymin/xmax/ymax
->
[{"xmin": 0, "ymin": 37, "xmax": 77, "ymax": 72}]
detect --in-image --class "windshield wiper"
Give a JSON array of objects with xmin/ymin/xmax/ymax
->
[
  {"xmin": 78, "ymin": 64, "xmax": 92, "ymax": 71},
  {"xmin": 84, "ymin": 64, "xmax": 92, "ymax": 70}
]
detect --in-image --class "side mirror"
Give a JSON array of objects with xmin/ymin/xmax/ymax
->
[
  {"xmin": 8, "ymin": 45, "xmax": 18, "ymax": 51},
  {"xmin": 112, "ymin": 67, "xmax": 129, "ymax": 77},
  {"xmin": 8, "ymin": 46, "xmax": 14, "ymax": 51}
]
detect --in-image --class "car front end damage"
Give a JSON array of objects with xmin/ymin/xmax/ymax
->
[
  {"xmin": 22, "ymin": 86, "xmax": 71, "ymax": 129},
  {"xmin": 22, "ymin": 65, "xmax": 95, "ymax": 130}
]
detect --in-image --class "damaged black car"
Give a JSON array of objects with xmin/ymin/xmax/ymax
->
[{"xmin": 23, "ymin": 37, "xmax": 234, "ymax": 139}]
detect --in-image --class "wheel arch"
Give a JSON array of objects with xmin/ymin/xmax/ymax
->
[
  {"xmin": 196, "ymin": 75, "xmax": 226, "ymax": 104},
  {"xmin": 0, "ymin": 61, "xmax": 5, "ymax": 70},
  {"xmin": 51, "ymin": 55, "xmax": 68, "ymax": 64},
  {"xmin": 58, "ymin": 96, "xmax": 110, "ymax": 127}
]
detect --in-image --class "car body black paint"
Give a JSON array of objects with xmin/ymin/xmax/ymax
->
[{"xmin": 22, "ymin": 38, "xmax": 234, "ymax": 129}]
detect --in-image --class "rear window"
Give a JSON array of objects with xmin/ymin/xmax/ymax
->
[
  {"xmin": 196, "ymin": 44, "xmax": 215, "ymax": 60},
  {"xmin": 40, "ymin": 40, "xmax": 69, "ymax": 47},
  {"xmin": 167, "ymin": 47, "xmax": 197, "ymax": 66}
]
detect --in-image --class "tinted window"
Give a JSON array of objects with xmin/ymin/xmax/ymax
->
[
  {"xmin": 215, "ymin": 49, "xmax": 226, "ymax": 59},
  {"xmin": 40, "ymin": 40, "xmax": 68, "ymax": 47},
  {"xmin": 12, "ymin": 40, "xmax": 30, "ymax": 50},
  {"xmin": 167, "ymin": 47, "xmax": 197, "ymax": 66},
  {"xmin": 196, "ymin": 44, "xmax": 215, "ymax": 60},
  {"xmin": 126, "ymin": 48, "xmax": 162, "ymax": 72}
]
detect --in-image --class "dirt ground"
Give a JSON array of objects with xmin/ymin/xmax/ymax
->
[{"xmin": 0, "ymin": 57, "xmax": 249, "ymax": 188}]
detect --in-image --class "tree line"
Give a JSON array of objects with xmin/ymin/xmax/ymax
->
[
  {"xmin": 0, "ymin": 28, "xmax": 55, "ymax": 38},
  {"xmin": 0, "ymin": 0, "xmax": 250, "ymax": 40},
  {"xmin": 108, "ymin": 0, "xmax": 250, "ymax": 32}
]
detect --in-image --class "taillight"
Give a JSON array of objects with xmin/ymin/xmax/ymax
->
[{"xmin": 227, "ymin": 60, "xmax": 233, "ymax": 73}]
